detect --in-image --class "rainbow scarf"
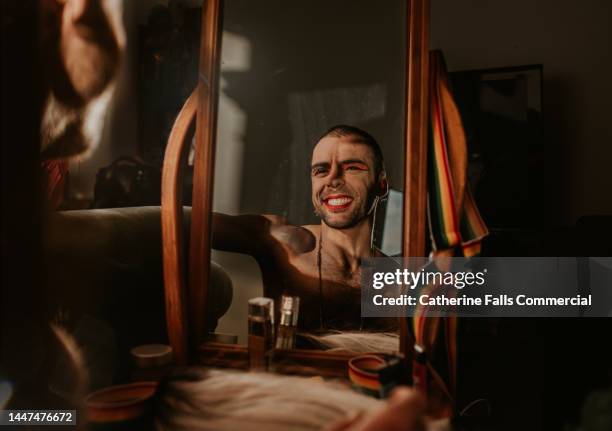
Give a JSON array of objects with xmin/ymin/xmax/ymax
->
[
  {"xmin": 427, "ymin": 51, "xmax": 488, "ymax": 257},
  {"xmin": 412, "ymin": 50, "xmax": 489, "ymax": 402}
]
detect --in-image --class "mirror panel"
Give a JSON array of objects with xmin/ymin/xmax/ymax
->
[{"xmin": 210, "ymin": 0, "xmax": 407, "ymax": 350}]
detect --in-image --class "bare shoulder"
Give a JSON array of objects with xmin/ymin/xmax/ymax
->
[
  {"xmin": 261, "ymin": 214, "xmax": 289, "ymax": 226},
  {"xmin": 301, "ymin": 224, "xmax": 320, "ymax": 238},
  {"xmin": 263, "ymin": 215, "xmax": 317, "ymax": 254}
]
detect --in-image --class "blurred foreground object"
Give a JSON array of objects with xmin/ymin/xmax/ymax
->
[{"xmin": 40, "ymin": 0, "xmax": 125, "ymax": 159}]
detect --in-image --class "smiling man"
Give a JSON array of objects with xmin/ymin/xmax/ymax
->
[{"xmin": 212, "ymin": 125, "xmax": 392, "ymax": 331}]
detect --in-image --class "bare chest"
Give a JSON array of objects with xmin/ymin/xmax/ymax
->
[{"xmin": 258, "ymin": 250, "xmax": 363, "ymax": 330}]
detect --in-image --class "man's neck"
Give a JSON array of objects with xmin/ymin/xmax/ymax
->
[{"xmin": 319, "ymin": 218, "xmax": 373, "ymax": 273}]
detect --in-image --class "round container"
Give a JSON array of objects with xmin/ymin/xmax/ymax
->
[
  {"xmin": 130, "ymin": 344, "xmax": 173, "ymax": 369},
  {"xmin": 85, "ymin": 381, "xmax": 157, "ymax": 430},
  {"xmin": 130, "ymin": 344, "xmax": 174, "ymax": 381},
  {"xmin": 209, "ymin": 333, "xmax": 239, "ymax": 344},
  {"xmin": 348, "ymin": 355, "xmax": 387, "ymax": 397}
]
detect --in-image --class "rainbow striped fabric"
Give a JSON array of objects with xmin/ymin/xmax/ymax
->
[
  {"xmin": 412, "ymin": 50, "xmax": 489, "ymax": 403},
  {"xmin": 427, "ymin": 50, "xmax": 489, "ymax": 257}
]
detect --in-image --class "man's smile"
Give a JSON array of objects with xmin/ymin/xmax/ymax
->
[{"xmin": 322, "ymin": 194, "xmax": 354, "ymax": 212}]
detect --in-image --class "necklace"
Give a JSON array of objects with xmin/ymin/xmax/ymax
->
[
  {"xmin": 316, "ymin": 228, "xmax": 371, "ymax": 331},
  {"xmin": 317, "ymin": 229, "xmax": 324, "ymax": 329}
]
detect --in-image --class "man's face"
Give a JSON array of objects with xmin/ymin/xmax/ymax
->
[
  {"xmin": 39, "ymin": 0, "xmax": 124, "ymax": 159},
  {"xmin": 311, "ymin": 135, "xmax": 379, "ymax": 229},
  {"xmin": 42, "ymin": 0, "xmax": 123, "ymax": 105}
]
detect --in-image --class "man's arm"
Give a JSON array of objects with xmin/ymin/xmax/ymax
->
[{"xmin": 211, "ymin": 213, "xmax": 316, "ymax": 258}]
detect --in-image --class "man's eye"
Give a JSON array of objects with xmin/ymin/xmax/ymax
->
[
  {"xmin": 345, "ymin": 164, "xmax": 367, "ymax": 171},
  {"xmin": 313, "ymin": 168, "xmax": 328, "ymax": 176}
]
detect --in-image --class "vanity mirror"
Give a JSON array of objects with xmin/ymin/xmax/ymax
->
[
  {"xmin": 211, "ymin": 0, "xmax": 407, "ymax": 348},
  {"xmin": 161, "ymin": 0, "xmax": 430, "ymax": 376}
]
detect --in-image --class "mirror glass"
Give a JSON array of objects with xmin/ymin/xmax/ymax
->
[{"xmin": 210, "ymin": 0, "xmax": 407, "ymax": 352}]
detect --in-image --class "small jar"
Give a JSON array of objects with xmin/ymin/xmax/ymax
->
[{"xmin": 130, "ymin": 344, "xmax": 173, "ymax": 382}]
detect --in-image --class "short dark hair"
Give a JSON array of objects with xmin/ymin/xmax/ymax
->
[{"xmin": 317, "ymin": 125, "xmax": 385, "ymax": 176}]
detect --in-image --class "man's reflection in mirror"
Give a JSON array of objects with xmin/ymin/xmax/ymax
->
[{"xmin": 212, "ymin": 125, "xmax": 397, "ymax": 348}]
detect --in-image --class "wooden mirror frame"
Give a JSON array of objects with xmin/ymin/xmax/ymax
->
[{"xmin": 161, "ymin": 0, "xmax": 430, "ymax": 376}]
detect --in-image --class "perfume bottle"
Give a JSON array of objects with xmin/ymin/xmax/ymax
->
[
  {"xmin": 248, "ymin": 297, "xmax": 274, "ymax": 371},
  {"xmin": 275, "ymin": 295, "xmax": 300, "ymax": 350}
]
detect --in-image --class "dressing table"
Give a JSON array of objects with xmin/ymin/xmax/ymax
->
[{"xmin": 160, "ymin": 0, "xmax": 433, "ymax": 387}]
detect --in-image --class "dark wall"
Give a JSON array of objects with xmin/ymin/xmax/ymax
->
[{"xmin": 432, "ymin": 0, "xmax": 612, "ymax": 226}]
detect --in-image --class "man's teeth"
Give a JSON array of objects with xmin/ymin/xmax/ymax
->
[{"xmin": 327, "ymin": 197, "xmax": 352, "ymax": 206}]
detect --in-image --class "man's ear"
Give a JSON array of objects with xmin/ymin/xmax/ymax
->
[{"xmin": 379, "ymin": 172, "xmax": 389, "ymax": 199}]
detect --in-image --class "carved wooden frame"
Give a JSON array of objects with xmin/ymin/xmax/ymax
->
[{"xmin": 161, "ymin": 0, "xmax": 430, "ymax": 375}]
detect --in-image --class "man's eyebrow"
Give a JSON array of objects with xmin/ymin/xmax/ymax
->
[
  {"xmin": 311, "ymin": 162, "xmax": 330, "ymax": 170},
  {"xmin": 340, "ymin": 159, "xmax": 369, "ymax": 166}
]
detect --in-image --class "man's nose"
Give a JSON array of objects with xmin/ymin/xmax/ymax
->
[{"xmin": 326, "ymin": 165, "xmax": 344, "ymax": 188}]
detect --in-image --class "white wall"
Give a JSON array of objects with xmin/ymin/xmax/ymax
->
[{"xmin": 431, "ymin": 0, "xmax": 612, "ymax": 225}]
